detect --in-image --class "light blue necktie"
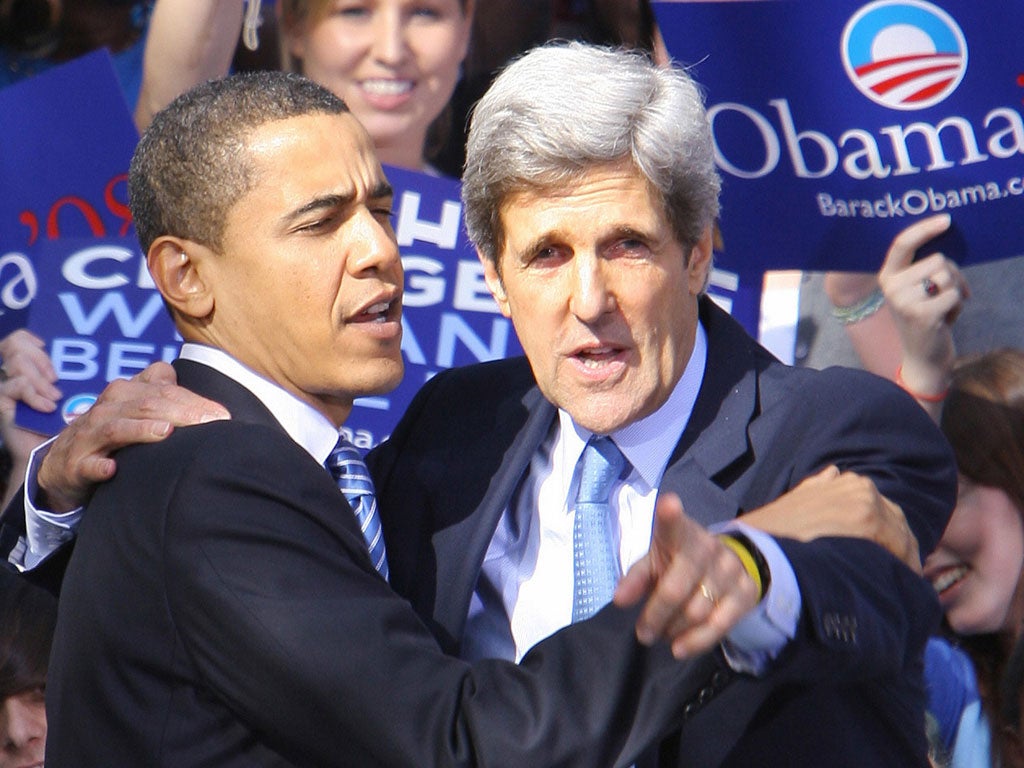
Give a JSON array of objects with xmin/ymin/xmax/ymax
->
[
  {"xmin": 572, "ymin": 436, "xmax": 627, "ymax": 622},
  {"xmin": 326, "ymin": 438, "xmax": 389, "ymax": 580}
]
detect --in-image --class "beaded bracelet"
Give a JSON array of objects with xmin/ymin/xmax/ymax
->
[
  {"xmin": 830, "ymin": 287, "xmax": 885, "ymax": 325},
  {"xmin": 718, "ymin": 532, "xmax": 771, "ymax": 602},
  {"xmin": 895, "ymin": 365, "xmax": 949, "ymax": 403}
]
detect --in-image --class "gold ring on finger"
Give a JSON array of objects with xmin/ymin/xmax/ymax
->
[{"xmin": 699, "ymin": 581, "xmax": 718, "ymax": 608}]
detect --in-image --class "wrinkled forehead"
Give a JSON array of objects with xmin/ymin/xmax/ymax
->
[
  {"xmin": 213, "ymin": 112, "xmax": 392, "ymax": 242},
  {"xmin": 499, "ymin": 158, "xmax": 664, "ymax": 211},
  {"xmin": 245, "ymin": 112, "xmax": 387, "ymax": 191},
  {"xmin": 495, "ymin": 161, "xmax": 669, "ymax": 239}
]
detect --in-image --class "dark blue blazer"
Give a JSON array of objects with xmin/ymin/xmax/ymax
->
[{"xmin": 369, "ymin": 297, "xmax": 958, "ymax": 767}]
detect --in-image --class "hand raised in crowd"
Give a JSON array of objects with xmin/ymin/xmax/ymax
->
[
  {"xmin": 36, "ymin": 362, "xmax": 227, "ymax": 513},
  {"xmin": 0, "ymin": 330, "xmax": 61, "ymax": 504},
  {"xmin": 878, "ymin": 213, "xmax": 970, "ymax": 417},
  {"xmin": 0, "ymin": 330, "xmax": 61, "ymax": 417}
]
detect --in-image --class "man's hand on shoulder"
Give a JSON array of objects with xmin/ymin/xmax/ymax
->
[
  {"xmin": 37, "ymin": 362, "xmax": 229, "ymax": 512},
  {"xmin": 740, "ymin": 466, "xmax": 921, "ymax": 573}
]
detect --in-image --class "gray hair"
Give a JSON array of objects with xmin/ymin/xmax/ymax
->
[
  {"xmin": 462, "ymin": 41, "xmax": 721, "ymax": 267},
  {"xmin": 129, "ymin": 70, "xmax": 349, "ymax": 254}
]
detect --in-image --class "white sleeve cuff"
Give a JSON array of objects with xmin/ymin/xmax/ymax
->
[{"xmin": 20, "ymin": 437, "xmax": 84, "ymax": 570}]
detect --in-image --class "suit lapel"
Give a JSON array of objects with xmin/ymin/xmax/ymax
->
[
  {"xmin": 659, "ymin": 299, "xmax": 764, "ymax": 528},
  {"xmin": 431, "ymin": 384, "xmax": 556, "ymax": 643}
]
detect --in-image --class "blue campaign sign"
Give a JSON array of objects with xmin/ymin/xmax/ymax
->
[
  {"xmin": 12, "ymin": 168, "xmax": 522, "ymax": 446},
  {"xmin": 653, "ymin": 0, "xmax": 1024, "ymax": 274},
  {"xmin": 4, "ymin": 54, "xmax": 518, "ymax": 448},
  {"xmin": 16, "ymin": 237, "xmax": 179, "ymax": 436},
  {"xmin": 0, "ymin": 50, "xmax": 138, "ymax": 336}
]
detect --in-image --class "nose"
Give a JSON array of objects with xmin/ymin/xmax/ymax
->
[
  {"xmin": 2, "ymin": 694, "xmax": 47, "ymax": 755},
  {"xmin": 347, "ymin": 210, "xmax": 403, "ymax": 279},
  {"xmin": 371, "ymin": 8, "xmax": 409, "ymax": 67},
  {"xmin": 568, "ymin": 253, "xmax": 616, "ymax": 323}
]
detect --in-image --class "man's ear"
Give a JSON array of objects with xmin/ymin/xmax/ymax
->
[
  {"xmin": 147, "ymin": 238, "xmax": 214, "ymax": 320},
  {"xmin": 478, "ymin": 248, "xmax": 511, "ymax": 318},
  {"xmin": 687, "ymin": 226, "xmax": 715, "ymax": 296}
]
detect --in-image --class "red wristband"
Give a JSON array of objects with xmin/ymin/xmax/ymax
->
[{"xmin": 895, "ymin": 365, "xmax": 948, "ymax": 403}]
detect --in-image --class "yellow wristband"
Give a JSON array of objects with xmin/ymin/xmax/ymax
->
[{"xmin": 718, "ymin": 533, "xmax": 764, "ymax": 600}]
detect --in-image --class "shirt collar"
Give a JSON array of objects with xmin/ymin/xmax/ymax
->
[
  {"xmin": 178, "ymin": 343, "xmax": 340, "ymax": 465},
  {"xmin": 557, "ymin": 320, "xmax": 707, "ymax": 492}
]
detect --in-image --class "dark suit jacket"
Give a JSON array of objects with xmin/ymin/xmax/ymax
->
[
  {"xmin": 369, "ymin": 298, "xmax": 958, "ymax": 767},
  {"xmin": 44, "ymin": 359, "xmax": 736, "ymax": 767}
]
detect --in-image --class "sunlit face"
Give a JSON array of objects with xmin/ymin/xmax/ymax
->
[
  {"xmin": 482, "ymin": 161, "xmax": 712, "ymax": 435},
  {"xmin": 923, "ymin": 478, "xmax": 1024, "ymax": 635},
  {"xmin": 185, "ymin": 112, "xmax": 403, "ymax": 427},
  {"xmin": 0, "ymin": 689, "xmax": 46, "ymax": 768},
  {"xmin": 286, "ymin": 0, "xmax": 472, "ymax": 169}
]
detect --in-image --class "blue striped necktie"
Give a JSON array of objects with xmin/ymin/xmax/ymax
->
[
  {"xmin": 572, "ymin": 436, "xmax": 627, "ymax": 622},
  {"xmin": 326, "ymin": 438, "xmax": 389, "ymax": 580}
]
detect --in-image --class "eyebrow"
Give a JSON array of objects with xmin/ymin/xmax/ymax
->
[
  {"xmin": 369, "ymin": 180, "xmax": 394, "ymax": 201},
  {"xmin": 281, "ymin": 181, "xmax": 394, "ymax": 226},
  {"xmin": 602, "ymin": 225, "xmax": 654, "ymax": 244}
]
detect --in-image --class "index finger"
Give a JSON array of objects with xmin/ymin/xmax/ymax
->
[
  {"xmin": 879, "ymin": 214, "xmax": 952, "ymax": 280},
  {"xmin": 614, "ymin": 493, "xmax": 688, "ymax": 610}
]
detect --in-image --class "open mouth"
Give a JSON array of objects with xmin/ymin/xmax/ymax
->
[
  {"xmin": 573, "ymin": 344, "xmax": 625, "ymax": 367},
  {"xmin": 353, "ymin": 300, "xmax": 395, "ymax": 324}
]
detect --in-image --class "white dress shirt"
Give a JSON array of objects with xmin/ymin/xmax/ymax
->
[{"xmin": 462, "ymin": 322, "xmax": 800, "ymax": 672}]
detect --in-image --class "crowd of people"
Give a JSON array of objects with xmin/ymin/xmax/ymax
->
[{"xmin": 1, "ymin": 1, "xmax": 1022, "ymax": 766}]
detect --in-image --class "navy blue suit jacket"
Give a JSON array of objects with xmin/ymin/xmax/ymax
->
[{"xmin": 369, "ymin": 298, "xmax": 958, "ymax": 767}]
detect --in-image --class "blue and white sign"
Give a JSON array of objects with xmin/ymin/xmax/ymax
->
[
  {"xmin": 342, "ymin": 166, "xmax": 525, "ymax": 448},
  {"xmin": 16, "ymin": 237, "xmax": 179, "ymax": 435},
  {"xmin": 653, "ymin": 0, "xmax": 1024, "ymax": 274}
]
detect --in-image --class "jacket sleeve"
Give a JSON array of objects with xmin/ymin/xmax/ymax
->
[{"xmin": 739, "ymin": 366, "xmax": 955, "ymax": 681}]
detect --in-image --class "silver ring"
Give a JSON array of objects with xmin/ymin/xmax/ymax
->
[{"xmin": 922, "ymin": 277, "xmax": 940, "ymax": 297}]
